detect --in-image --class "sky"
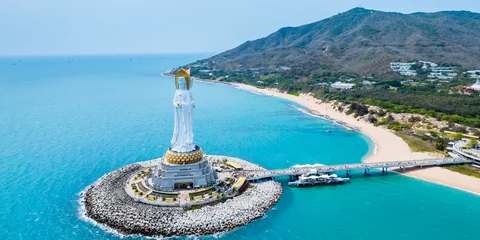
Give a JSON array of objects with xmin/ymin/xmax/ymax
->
[{"xmin": 1, "ymin": 0, "xmax": 479, "ymax": 56}]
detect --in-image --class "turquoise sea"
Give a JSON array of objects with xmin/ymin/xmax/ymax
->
[{"xmin": 0, "ymin": 54, "xmax": 479, "ymax": 240}]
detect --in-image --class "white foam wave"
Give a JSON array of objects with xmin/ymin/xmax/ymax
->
[
  {"xmin": 295, "ymin": 107, "xmax": 355, "ymax": 131},
  {"xmin": 234, "ymin": 86, "xmax": 265, "ymax": 95},
  {"xmin": 78, "ymin": 182, "xmax": 130, "ymax": 239},
  {"xmin": 295, "ymin": 107, "xmax": 328, "ymax": 120}
]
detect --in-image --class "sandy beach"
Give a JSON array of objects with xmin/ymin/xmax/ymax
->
[{"xmin": 231, "ymin": 83, "xmax": 480, "ymax": 195}]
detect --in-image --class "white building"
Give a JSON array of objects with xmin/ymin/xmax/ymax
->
[
  {"xmin": 466, "ymin": 70, "xmax": 480, "ymax": 79},
  {"xmin": 391, "ymin": 60, "xmax": 458, "ymax": 80},
  {"xmin": 428, "ymin": 67, "xmax": 457, "ymax": 80},
  {"xmin": 390, "ymin": 62, "xmax": 417, "ymax": 76},
  {"xmin": 401, "ymin": 79, "xmax": 418, "ymax": 85},
  {"xmin": 362, "ymin": 80, "xmax": 375, "ymax": 85},
  {"xmin": 419, "ymin": 61, "xmax": 438, "ymax": 69},
  {"xmin": 331, "ymin": 82, "xmax": 355, "ymax": 89},
  {"xmin": 311, "ymin": 82, "xmax": 329, "ymax": 87},
  {"xmin": 471, "ymin": 79, "xmax": 480, "ymax": 91}
]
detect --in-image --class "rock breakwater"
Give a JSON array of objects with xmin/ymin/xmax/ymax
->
[{"xmin": 80, "ymin": 157, "xmax": 282, "ymax": 237}]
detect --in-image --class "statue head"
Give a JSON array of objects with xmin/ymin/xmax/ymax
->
[
  {"xmin": 178, "ymin": 78, "xmax": 187, "ymax": 90},
  {"xmin": 174, "ymin": 68, "xmax": 191, "ymax": 90}
]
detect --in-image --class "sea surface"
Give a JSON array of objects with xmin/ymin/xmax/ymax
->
[{"xmin": 0, "ymin": 54, "xmax": 479, "ymax": 240}]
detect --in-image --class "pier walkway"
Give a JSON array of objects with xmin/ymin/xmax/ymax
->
[
  {"xmin": 242, "ymin": 158, "xmax": 473, "ymax": 181},
  {"xmin": 448, "ymin": 141, "xmax": 480, "ymax": 165}
]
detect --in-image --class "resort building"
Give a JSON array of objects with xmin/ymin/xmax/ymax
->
[
  {"xmin": 362, "ymin": 80, "xmax": 375, "ymax": 85},
  {"xmin": 391, "ymin": 60, "xmax": 458, "ymax": 80},
  {"xmin": 401, "ymin": 79, "xmax": 417, "ymax": 85},
  {"xmin": 462, "ymin": 79, "xmax": 480, "ymax": 92},
  {"xmin": 419, "ymin": 61, "xmax": 438, "ymax": 69},
  {"xmin": 311, "ymin": 82, "xmax": 329, "ymax": 88},
  {"xmin": 390, "ymin": 62, "xmax": 417, "ymax": 76},
  {"xmin": 331, "ymin": 82, "xmax": 355, "ymax": 89},
  {"xmin": 428, "ymin": 67, "xmax": 457, "ymax": 80},
  {"xmin": 466, "ymin": 70, "xmax": 480, "ymax": 79},
  {"xmin": 278, "ymin": 66, "xmax": 291, "ymax": 71}
]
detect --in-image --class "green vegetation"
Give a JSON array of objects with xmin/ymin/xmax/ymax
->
[
  {"xmin": 191, "ymin": 67, "xmax": 480, "ymax": 128},
  {"xmin": 357, "ymin": 55, "xmax": 372, "ymax": 63},
  {"xmin": 183, "ymin": 8, "xmax": 480, "ymax": 131},
  {"xmin": 343, "ymin": 88, "xmax": 480, "ymax": 127},
  {"xmin": 288, "ymin": 90, "xmax": 300, "ymax": 96},
  {"xmin": 394, "ymin": 131, "xmax": 440, "ymax": 153},
  {"xmin": 444, "ymin": 164, "xmax": 480, "ymax": 179},
  {"xmin": 346, "ymin": 102, "xmax": 369, "ymax": 117},
  {"xmin": 152, "ymin": 190, "xmax": 179, "ymax": 196},
  {"xmin": 467, "ymin": 138, "xmax": 479, "ymax": 148},
  {"xmin": 184, "ymin": 205, "xmax": 202, "ymax": 211},
  {"xmin": 188, "ymin": 186, "xmax": 215, "ymax": 197}
]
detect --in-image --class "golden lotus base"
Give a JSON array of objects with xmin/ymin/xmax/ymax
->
[{"xmin": 165, "ymin": 147, "xmax": 203, "ymax": 164}]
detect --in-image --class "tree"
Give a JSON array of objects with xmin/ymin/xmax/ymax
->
[
  {"xmin": 387, "ymin": 114, "xmax": 395, "ymax": 123},
  {"xmin": 435, "ymin": 138, "xmax": 446, "ymax": 151},
  {"xmin": 368, "ymin": 115, "xmax": 378, "ymax": 124},
  {"xmin": 408, "ymin": 115, "xmax": 421, "ymax": 122},
  {"xmin": 467, "ymin": 138, "xmax": 479, "ymax": 149},
  {"xmin": 454, "ymin": 133, "xmax": 464, "ymax": 140},
  {"xmin": 377, "ymin": 109, "xmax": 387, "ymax": 117},
  {"xmin": 470, "ymin": 128, "xmax": 480, "ymax": 137}
]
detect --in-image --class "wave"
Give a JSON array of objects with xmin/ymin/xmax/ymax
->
[
  {"xmin": 194, "ymin": 79, "xmax": 220, "ymax": 85},
  {"xmin": 295, "ymin": 107, "xmax": 328, "ymax": 120},
  {"xmin": 77, "ymin": 172, "xmax": 166, "ymax": 239},
  {"xmin": 77, "ymin": 181, "xmax": 131, "ymax": 239},
  {"xmin": 294, "ymin": 107, "xmax": 355, "ymax": 131},
  {"xmin": 233, "ymin": 86, "xmax": 265, "ymax": 96}
]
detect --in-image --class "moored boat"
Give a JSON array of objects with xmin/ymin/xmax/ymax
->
[{"xmin": 288, "ymin": 169, "xmax": 350, "ymax": 187}]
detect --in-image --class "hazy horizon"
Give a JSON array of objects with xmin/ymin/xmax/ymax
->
[{"xmin": 2, "ymin": 0, "xmax": 480, "ymax": 56}]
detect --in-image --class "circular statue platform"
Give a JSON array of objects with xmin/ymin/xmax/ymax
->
[{"xmin": 79, "ymin": 156, "xmax": 282, "ymax": 237}]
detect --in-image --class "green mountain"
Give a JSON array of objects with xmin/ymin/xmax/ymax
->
[{"xmin": 189, "ymin": 8, "xmax": 480, "ymax": 78}]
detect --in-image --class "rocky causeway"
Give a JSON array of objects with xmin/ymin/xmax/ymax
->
[{"xmin": 79, "ymin": 156, "xmax": 282, "ymax": 237}]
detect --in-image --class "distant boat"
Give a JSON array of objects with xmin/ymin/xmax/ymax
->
[{"xmin": 327, "ymin": 129, "xmax": 332, "ymax": 132}]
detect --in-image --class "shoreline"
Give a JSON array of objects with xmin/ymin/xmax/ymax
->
[{"xmin": 229, "ymin": 82, "xmax": 480, "ymax": 195}]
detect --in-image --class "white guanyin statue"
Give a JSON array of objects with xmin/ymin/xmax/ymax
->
[{"xmin": 170, "ymin": 69, "xmax": 196, "ymax": 153}]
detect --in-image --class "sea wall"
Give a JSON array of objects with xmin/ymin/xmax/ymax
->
[{"xmin": 80, "ymin": 157, "xmax": 282, "ymax": 237}]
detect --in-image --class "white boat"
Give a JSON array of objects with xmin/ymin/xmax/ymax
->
[{"xmin": 288, "ymin": 169, "xmax": 350, "ymax": 187}]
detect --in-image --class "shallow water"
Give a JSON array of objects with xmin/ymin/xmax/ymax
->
[{"xmin": 0, "ymin": 54, "xmax": 479, "ymax": 240}]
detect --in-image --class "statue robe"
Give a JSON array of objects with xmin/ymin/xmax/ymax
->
[{"xmin": 170, "ymin": 89, "xmax": 195, "ymax": 153}]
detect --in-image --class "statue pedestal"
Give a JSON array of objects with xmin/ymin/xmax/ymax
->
[{"xmin": 152, "ymin": 154, "xmax": 217, "ymax": 191}]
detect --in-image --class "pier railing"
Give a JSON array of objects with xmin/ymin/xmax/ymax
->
[
  {"xmin": 243, "ymin": 158, "xmax": 472, "ymax": 181},
  {"xmin": 452, "ymin": 142, "xmax": 480, "ymax": 163}
]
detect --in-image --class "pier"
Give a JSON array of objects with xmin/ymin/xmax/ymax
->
[
  {"xmin": 448, "ymin": 141, "xmax": 480, "ymax": 165},
  {"xmin": 242, "ymin": 158, "xmax": 473, "ymax": 181}
]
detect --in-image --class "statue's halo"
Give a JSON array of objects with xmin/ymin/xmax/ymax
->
[{"xmin": 174, "ymin": 68, "xmax": 191, "ymax": 90}]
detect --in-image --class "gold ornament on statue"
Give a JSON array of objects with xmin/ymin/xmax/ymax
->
[{"xmin": 174, "ymin": 68, "xmax": 192, "ymax": 90}]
